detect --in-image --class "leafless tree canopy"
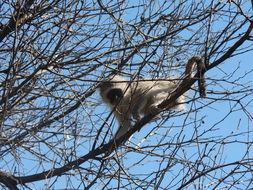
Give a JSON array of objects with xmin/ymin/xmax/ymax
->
[{"xmin": 0, "ymin": 0, "xmax": 253, "ymax": 189}]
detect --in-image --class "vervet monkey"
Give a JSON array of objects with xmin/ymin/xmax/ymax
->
[{"xmin": 99, "ymin": 56, "xmax": 205, "ymax": 139}]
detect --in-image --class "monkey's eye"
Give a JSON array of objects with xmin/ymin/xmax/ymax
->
[{"xmin": 107, "ymin": 88, "xmax": 123, "ymax": 104}]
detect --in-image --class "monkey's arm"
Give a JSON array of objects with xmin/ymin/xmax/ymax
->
[{"xmin": 114, "ymin": 114, "xmax": 132, "ymax": 139}]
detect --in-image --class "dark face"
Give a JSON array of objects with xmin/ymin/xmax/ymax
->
[{"xmin": 106, "ymin": 88, "xmax": 123, "ymax": 104}]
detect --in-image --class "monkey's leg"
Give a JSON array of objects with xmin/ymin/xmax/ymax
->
[
  {"xmin": 146, "ymin": 92, "xmax": 167, "ymax": 115},
  {"xmin": 132, "ymin": 98, "xmax": 148, "ymax": 121}
]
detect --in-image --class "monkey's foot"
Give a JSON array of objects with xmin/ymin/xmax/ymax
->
[{"xmin": 149, "ymin": 105, "xmax": 163, "ymax": 115}]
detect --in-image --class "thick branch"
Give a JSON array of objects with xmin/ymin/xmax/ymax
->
[
  {"xmin": 0, "ymin": 0, "xmax": 35, "ymax": 42},
  {"xmin": 0, "ymin": 171, "xmax": 18, "ymax": 190},
  {"xmin": 0, "ymin": 1, "xmax": 57, "ymax": 42}
]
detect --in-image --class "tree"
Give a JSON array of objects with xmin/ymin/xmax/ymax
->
[{"xmin": 0, "ymin": 0, "xmax": 253, "ymax": 189}]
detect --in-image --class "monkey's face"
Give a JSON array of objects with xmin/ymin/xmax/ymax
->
[
  {"xmin": 99, "ymin": 75, "xmax": 127, "ymax": 106},
  {"xmin": 106, "ymin": 88, "xmax": 124, "ymax": 105}
]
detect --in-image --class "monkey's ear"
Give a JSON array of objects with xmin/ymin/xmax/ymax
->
[
  {"xmin": 106, "ymin": 88, "xmax": 124, "ymax": 104},
  {"xmin": 98, "ymin": 80, "xmax": 113, "ymax": 90}
]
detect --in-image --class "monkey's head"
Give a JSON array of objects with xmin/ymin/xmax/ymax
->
[
  {"xmin": 105, "ymin": 88, "xmax": 124, "ymax": 105},
  {"xmin": 99, "ymin": 75, "xmax": 127, "ymax": 106}
]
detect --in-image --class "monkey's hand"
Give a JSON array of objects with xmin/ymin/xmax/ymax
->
[{"xmin": 132, "ymin": 111, "xmax": 141, "ymax": 121}]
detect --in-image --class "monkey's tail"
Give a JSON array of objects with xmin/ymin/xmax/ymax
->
[{"xmin": 185, "ymin": 56, "xmax": 206, "ymax": 97}]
